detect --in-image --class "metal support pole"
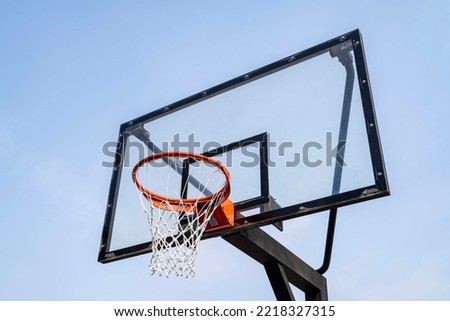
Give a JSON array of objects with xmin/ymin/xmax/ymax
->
[
  {"xmin": 317, "ymin": 42, "xmax": 355, "ymax": 274},
  {"xmin": 224, "ymin": 228, "xmax": 328, "ymax": 301},
  {"xmin": 264, "ymin": 261, "xmax": 295, "ymax": 301}
]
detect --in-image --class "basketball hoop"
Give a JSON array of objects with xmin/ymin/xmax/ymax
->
[{"xmin": 132, "ymin": 151, "xmax": 233, "ymax": 277}]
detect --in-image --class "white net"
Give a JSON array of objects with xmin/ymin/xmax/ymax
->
[{"xmin": 132, "ymin": 152, "xmax": 230, "ymax": 277}]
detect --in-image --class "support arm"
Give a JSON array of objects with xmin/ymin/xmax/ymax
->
[{"xmin": 317, "ymin": 41, "xmax": 355, "ymax": 274}]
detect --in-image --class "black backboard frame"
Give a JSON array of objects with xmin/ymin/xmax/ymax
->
[{"xmin": 98, "ymin": 29, "xmax": 389, "ymax": 264}]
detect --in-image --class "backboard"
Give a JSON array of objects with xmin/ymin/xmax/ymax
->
[{"xmin": 98, "ymin": 29, "xmax": 389, "ymax": 264}]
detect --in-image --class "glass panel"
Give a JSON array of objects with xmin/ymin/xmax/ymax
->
[{"xmin": 108, "ymin": 41, "xmax": 375, "ymax": 251}]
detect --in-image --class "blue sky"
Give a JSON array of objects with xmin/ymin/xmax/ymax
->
[{"xmin": 1, "ymin": 1, "xmax": 449, "ymax": 300}]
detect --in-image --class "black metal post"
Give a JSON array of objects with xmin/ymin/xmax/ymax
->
[
  {"xmin": 224, "ymin": 228, "xmax": 328, "ymax": 301},
  {"xmin": 264, "ymin": 261, "xmax": 296, "ymax": 300}
]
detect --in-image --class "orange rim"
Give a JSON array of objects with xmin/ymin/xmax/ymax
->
[{"xmin": 132, "ymin": 151, "xmax": 231, "ymax": 211}]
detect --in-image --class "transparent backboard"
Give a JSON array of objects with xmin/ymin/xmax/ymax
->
[{"xmin": 99, "ymin": 30, "xmax": 389, "ymax": 263}]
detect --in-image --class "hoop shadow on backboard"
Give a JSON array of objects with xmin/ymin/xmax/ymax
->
[{"xmin": 98, "ymin": 29, "xmax": 389, "ymax": 300}]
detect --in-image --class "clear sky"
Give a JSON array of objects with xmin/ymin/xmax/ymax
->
[{"xmin": 1, "ymin": 1, "xmax": 449, "ymax": 300}]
